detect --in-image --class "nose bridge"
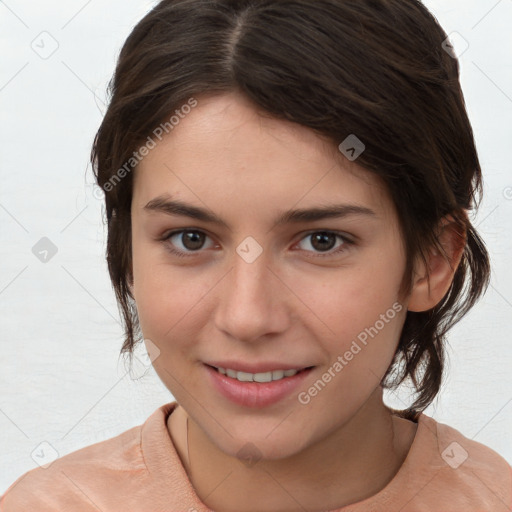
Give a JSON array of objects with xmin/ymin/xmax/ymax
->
[
  {"xmin": 214, "ymin": 238, "xmax": 288, "ymax": 342},
  {"xmin": 228, "ymin": 234, "xmax": 273, "ymax": 295},
  {"xmin": 229, "ymin": 239, "xmax": 274, "ymax": 307}
]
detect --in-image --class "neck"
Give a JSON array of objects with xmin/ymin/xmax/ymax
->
[{"xmin": 169, "ymin": 388, "xmax": 417, "ymax": 512}]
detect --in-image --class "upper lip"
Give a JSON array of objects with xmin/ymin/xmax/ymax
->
[{"xmin": 205, "ymin": 361, "xmax": 314, "ymax": 373}]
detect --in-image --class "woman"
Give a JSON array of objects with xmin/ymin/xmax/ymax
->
[{"xmin": 2, "ymin": 0, "xmax": 511, "ymax": 510}]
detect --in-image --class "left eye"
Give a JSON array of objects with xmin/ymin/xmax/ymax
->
[
  {"xmin": 295, "ymin": 231, "xmax": 351, "ymax": 257},
  {"xmin": 161, "ymin": 229, "xmax": 352, "ymax": 258}
]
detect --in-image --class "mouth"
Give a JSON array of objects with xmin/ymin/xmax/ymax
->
[
  {"xmin": 206, "ymin": 364, "xmax": 314, "ymax": 383},
  {"xmin": 204, "ymin": 363, "xmax": 315, "ymax": 408}
]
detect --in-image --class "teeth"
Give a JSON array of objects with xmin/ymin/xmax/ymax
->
[{"xmin": 216, "ymin": 367, "xmax": 301, "ymax": 382}]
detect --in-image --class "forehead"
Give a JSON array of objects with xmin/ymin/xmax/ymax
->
[{"xmin": 132, "ymin": 92, "xmax": 392, "ymax": 221}]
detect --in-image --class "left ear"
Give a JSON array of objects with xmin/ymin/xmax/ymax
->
[{"xmin": 407, "ymin": 215, "xmax": 466, "ymax": 312}]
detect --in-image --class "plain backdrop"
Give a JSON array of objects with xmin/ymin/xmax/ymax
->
[{"xmin": 1, "ymin": 0, "xmax": 511, "ymax": 495}]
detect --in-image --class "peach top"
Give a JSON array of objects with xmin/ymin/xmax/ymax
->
[{"xmin": 2, "ymin": 401, "xmax": 511, "ymax": 511}]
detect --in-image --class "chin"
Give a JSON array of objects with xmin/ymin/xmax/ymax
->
[{"xmin": 209, "ymin": 424, "xmax": 312, "ymax": 463}]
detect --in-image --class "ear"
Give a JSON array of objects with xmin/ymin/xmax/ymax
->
[{"xmin": 407, "ymin": 216, "xmax": 466, "ymax": 312}]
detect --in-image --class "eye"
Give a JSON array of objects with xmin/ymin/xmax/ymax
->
[
  {"xmin": 160, "ymin": 229, "xmax": 353, "ymax": 259},
  {"xmin": 294, "ymin": 231, "xmax": 353, "ymax": 257},
  {"xmin": 161, "ymin": 229, "xmax": 216, "ymax": 258}
]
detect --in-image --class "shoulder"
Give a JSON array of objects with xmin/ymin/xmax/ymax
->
[
  {"xmin": 0, "ymin": 423, "xmax": 146, "ymax": 511},
  {"xmin": 414, "ymin": 413, "xmax": 512, "ymax": 510},
  {"xmin": 0, "ymin": 402, "xmax": 185, "ymax": 512}
]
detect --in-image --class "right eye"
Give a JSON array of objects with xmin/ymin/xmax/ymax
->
[{"xmin": 161, "ymin": 229, "xmax": 216, "ymax": 258}]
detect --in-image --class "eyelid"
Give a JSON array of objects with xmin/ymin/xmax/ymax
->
[{"xmin": 297, "ymin": 229, "xmax": 355, "ymax": 244}]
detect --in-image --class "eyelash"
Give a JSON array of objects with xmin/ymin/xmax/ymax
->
[{"xmin": 159, "ymin": 229, "xmax": 354, "ymax": 259}]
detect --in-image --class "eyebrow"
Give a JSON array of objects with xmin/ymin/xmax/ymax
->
[{"xmin": 143, "ymin": 195, "xmax": 377, "ymax": 229}]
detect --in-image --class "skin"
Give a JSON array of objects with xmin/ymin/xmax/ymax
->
[{"xmin": 130, "ymin": 91, "xmax": 464, "ymax": 512}]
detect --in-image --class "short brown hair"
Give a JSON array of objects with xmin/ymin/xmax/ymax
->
[{"xmin": 91, "ymin": 0, "xmax": 490, "ymax": 420}]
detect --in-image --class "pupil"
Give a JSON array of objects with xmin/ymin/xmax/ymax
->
[
  {"xmin": 312, "ymin": 232, "xmax": 335, "ymax": 252},
  {"xmin": 183, "ymin": 231, "xmax": 204, "ymax": 250}
]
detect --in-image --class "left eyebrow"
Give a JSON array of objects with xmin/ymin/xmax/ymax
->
[
  {"xmin": 276, "ymin": 203, "xmax": 377, "ymax": 224},
  {"xmin": 143, "ymin": 194, "xmax": 377, "ymax": 230}
]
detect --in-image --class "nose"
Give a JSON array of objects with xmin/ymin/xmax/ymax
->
[{"xmin": 213, "ymin": 246, "xmax": 291, "ymax": 344}]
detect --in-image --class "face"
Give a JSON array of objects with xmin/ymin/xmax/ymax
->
[{"xmin": 130, "ymin": 91, "xmax": 410, "ymax": 460}]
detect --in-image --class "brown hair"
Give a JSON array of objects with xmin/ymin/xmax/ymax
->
[{"xmin": 91, "ymin": 0, "xmax": 490, "ymax": 420}]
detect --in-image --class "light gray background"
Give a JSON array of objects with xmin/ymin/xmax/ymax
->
[{"xmin": 1, "ymin": 0, "xmax": 511, "ymax": 495}]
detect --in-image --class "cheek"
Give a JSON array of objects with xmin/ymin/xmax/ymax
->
[
  {"xmin": 296, "ymin": 269, "xmax": 405, "ymax": 415},
  {"xmin": 298, "ymin": 262, "xmax": 402, "ymax": 339},
  {"xmin": 291, "ymin": 247, "xmax": 405, "ymax": 379},
  {"xmin": 134, "ymin": 271, "xmax": 200, "ymax": 340},
  {"xmin": 131, "ymin": 240, "xmax": 184, "ymax": 338},
  {"xmin": 131, "ymin": 242, "xmax": 215, "ymax": 348}
]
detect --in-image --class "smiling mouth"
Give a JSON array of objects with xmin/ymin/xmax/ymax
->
[{"xmin": 206, "ymin": 364, "xmax": 314, "ymax": 383}]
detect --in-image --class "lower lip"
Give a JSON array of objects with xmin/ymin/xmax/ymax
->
[{"xmin": 205, "ymin": 364, "xmax": 314, "ymax": 409}]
